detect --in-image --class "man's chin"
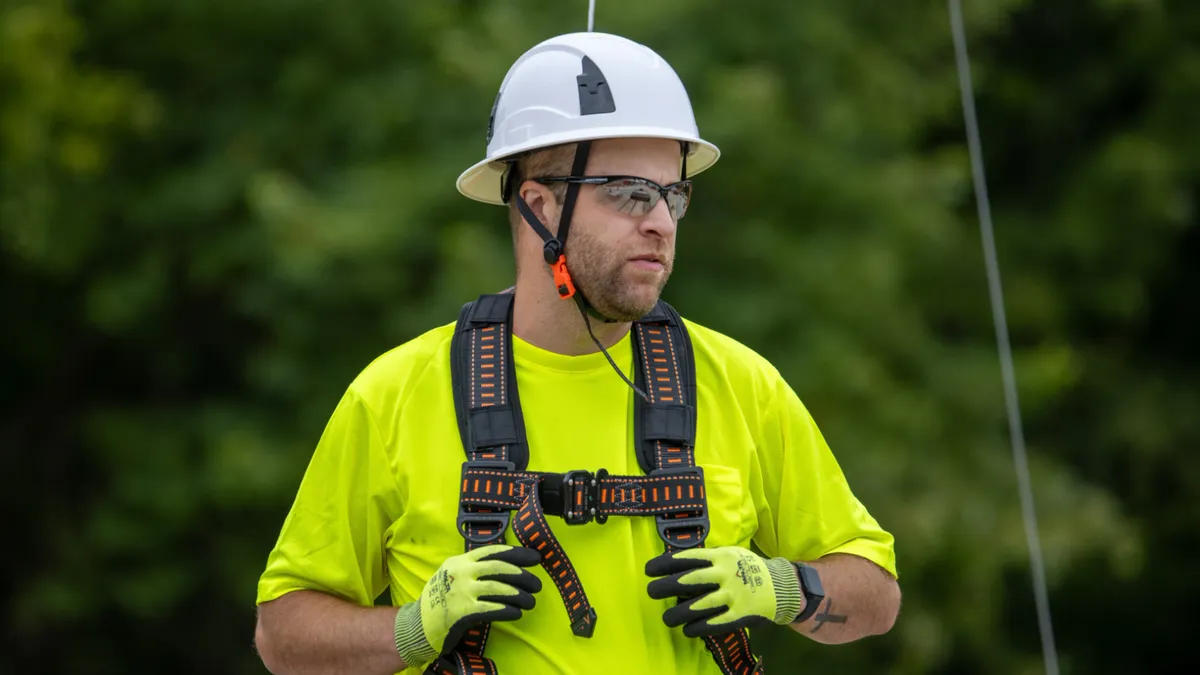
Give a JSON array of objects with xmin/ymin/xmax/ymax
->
[{"xmin": 593, "ymin": 289, "xmax": 664, "ymax": 322}]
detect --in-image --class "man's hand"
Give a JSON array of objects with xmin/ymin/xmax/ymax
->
[
  {"xmin": 393, "ymin": 544, "xmax": 543, "ymax": 669},
  {"xmin": 645, "ymin": 547, "xmax": 802, "ymax": 638}
]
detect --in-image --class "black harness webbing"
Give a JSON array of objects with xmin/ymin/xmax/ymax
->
[{"xmin": 432, "ymin": 291, "xmax": 764, "ymax": 675}]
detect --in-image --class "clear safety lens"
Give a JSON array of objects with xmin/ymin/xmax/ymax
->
[{"xmin": 597, "ymin": 179, "xmax": 691, "ymax": 220}]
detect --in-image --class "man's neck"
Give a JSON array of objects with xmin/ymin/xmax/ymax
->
[{"xmin": 510, "ymin": 275, "xmax": 631, "ymax": 356}]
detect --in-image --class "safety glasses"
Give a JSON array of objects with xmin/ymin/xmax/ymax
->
[{"xmin": 534, "ymin": 175, "xmax": 693, "ymax": 221}]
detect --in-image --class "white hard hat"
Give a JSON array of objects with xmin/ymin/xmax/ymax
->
[{"xmin": 456, "ymin": 31, "xmax": 720, "ymax": 205}]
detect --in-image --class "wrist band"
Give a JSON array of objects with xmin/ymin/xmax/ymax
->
[
  {"xmin": 394, "ymin": 601, "xmax": 438, "ymax": 669},
  {"xmin": 766, "ymin": 557, "xmax": 803, "ymax": 624}
]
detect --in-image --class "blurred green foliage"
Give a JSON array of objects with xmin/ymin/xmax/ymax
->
[{"xmin": 2, "ymin": 0, "xmax": 1196, "ymax": 673}]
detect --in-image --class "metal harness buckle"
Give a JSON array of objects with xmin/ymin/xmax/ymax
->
[
  {"xmin": 457, "ymin": 459, "xmax": 516, "ymax": 545},
  {"xmin": 560, "ymin": 469, "xmax": 602, "ymax": 525},
  {"xmin": 649, "ymin": 466, "xmax": 709, "ymax": 549}
]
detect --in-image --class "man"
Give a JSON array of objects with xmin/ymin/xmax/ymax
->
[{"xmin": 254, "ymin": 31, "xmax": 900, "ymax": 675}]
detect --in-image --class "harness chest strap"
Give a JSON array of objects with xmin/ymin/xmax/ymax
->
[{"xmin": 460, "ymin": 466, "xmax": 707, "ymax": 521}]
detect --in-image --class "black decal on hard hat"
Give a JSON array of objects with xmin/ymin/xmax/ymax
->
[
  {"xmin": 577, "ymin": 56, "xmax": 615, "ymax": 116},
  {"xmin": 486, "ymin": 87, "xmax": 502, "ymax": 144}
]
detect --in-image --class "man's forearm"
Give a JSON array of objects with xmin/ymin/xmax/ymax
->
[
  {"xmin": 789, "ymin": 553, "xmax": 900, "ymax": 644},
  {"xmin": 255, "ymin": 589, "xmax": 409, "ymax": 675}
]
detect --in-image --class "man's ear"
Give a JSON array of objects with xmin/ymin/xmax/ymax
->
[{"xmin": 517, "ymin": 181, "xmax": 560, "ymax": 234}]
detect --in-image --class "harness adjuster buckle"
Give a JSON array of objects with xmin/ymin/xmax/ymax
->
[
  {"xmin": 649, "ymin": 466, "xmax": 709, "ymax": 549},
  {"xmin": 457, "ymin": 459, "xmax": 516, "ymax": 545}
]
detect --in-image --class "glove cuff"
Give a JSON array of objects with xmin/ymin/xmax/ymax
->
[
  {"xmin": 394, "ymin": 601, "xmax": 439, "ymax": 670},
  {"xmin": 766, "ymin": 557, "xmax": 803, "ymax": 625}
]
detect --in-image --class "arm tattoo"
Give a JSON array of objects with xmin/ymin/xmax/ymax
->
[{"xmin": 808, "ymin": 599, "xmax": 848, "ymax": 634}]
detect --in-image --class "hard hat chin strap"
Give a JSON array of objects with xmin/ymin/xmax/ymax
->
[{"xmin": 511, "ymin": 140, "xmax": 622, "ymax": 326}]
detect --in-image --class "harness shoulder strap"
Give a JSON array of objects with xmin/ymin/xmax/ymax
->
[
  {"xmin": 633, "ymin": 301, "xmax": 766, "ymax": 675},
  {"xmin": 632, "ymin": 300, "xmax": 698, "ymax": 475},
  {"xmin": 434, "ymin": 293, "xmax": 523, "ymax": 675},
  {"xmin": 450, "ymin": 292, "xmax": 529, "ymax": 471}
]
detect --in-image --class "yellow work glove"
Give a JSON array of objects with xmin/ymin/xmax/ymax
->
[
  {"xmin": 645, "ymin": 546, "xmax": 802, "ymax": 637},
  {"xmin": 394, "ymin": 544, "xmax": 542, "ymax": 669}
]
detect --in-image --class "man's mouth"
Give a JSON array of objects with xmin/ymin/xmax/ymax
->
[{"xmin": 629, "ymin": 254, "xmax": 665, "ymax": 271}]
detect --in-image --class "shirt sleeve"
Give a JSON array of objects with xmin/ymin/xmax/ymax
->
[
  {"xmin": 750, "ymin": 373, "xmax": 898, "ymax": 578},
  {"xmin": 256, "ymin": 385, "xmax": 404, "ymax": 606}
]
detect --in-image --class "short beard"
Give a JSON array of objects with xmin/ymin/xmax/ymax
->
[{"xmin": 565, "ymin": 228, "xmax": 672, "ymax": 322}]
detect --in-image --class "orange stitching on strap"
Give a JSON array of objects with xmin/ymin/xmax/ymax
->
[
  {"xmin": 597, "ymin": 475, "xmax": 696, "ymax": 485},
  {"xmin": 499, "ymin": 324, "xmax": 507, "ymax": 405},
  {"xmin": 604, "ymin": 503, "xmax": 704, "ymax": 513},
  {"xmin": 637, "ymin": 325, "xmax": 655, "ymax": 405},
  {"xmin": 461, "ymin": 496, "xmax": 519, "ymax": 508}
]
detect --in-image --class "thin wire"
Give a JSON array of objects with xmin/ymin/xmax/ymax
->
[
  {"xmin": 948, "ymin": 2, "xmax": 1060, "ymax": 674},
  {"xmin": 587, "ymin": 0, "xmax": 596, "ymax": 31},
  {"xmin": 576, "ymin": 298, "xmax": 649, "ymax": 402}
]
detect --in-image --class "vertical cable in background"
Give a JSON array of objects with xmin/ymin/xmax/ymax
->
[
  {"xmin": 947, "ymin": 1, "xmax": 1061, "ymax": 674},
  {"xmin": 588, "ymin": 0, "xmax": 596, "ymax": 31}
]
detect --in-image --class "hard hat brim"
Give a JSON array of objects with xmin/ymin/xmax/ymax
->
[{"xmin": 456, "ymin": 127, "xmax": 720, "ymax": 206}]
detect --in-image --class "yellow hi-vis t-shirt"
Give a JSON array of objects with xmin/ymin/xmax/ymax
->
[{"xmin": 256, "ymin": 317, "xmax": 897, "ymax": 675}]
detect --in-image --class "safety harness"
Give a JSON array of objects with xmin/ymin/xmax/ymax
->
[{"xmin": 427, "ymin": 291, "xmax": 764, "ymax": 675}]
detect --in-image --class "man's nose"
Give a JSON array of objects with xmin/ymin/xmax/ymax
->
[{"xmin": 640, "ymin": 197, "xmax": 678, "ymax": 239}]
